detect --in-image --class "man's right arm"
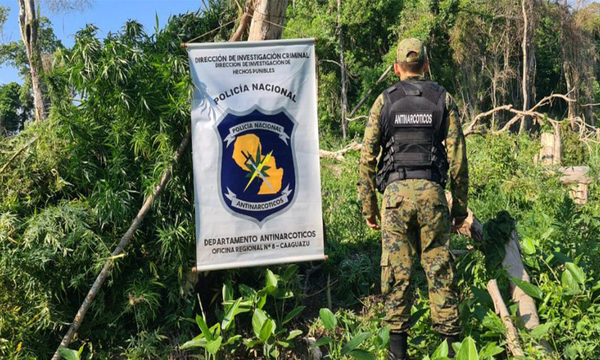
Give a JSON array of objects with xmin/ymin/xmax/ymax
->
[
  {"xmin": 445, "ymin": 93, "xmax": 469, "ymax": 223},
  {"xmin": 358, "ymin": 94, "xmax": 384, "ymax": 223}
]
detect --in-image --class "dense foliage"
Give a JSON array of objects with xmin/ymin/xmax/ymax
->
[{"xmin": 0, "ymin": 0, "xmax": 599, "ymax": 359}]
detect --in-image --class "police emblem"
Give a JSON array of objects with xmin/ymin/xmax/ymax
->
[{"xmin": 216, "ymin": 107, "xmax": 297, "ymax": 225}]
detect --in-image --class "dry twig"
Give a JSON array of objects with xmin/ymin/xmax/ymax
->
[{"xmin": 319, "ymin": 141, "xmax": 362, "ymax": 162}]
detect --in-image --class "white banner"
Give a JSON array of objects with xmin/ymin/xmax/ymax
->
[{"xmin": 187, "ymin": 39, "xmax": 324, "ymax": 271}]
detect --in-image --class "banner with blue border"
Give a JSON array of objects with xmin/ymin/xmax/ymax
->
[{"xmin": 187, "ymin": 39, "xmax": 325, "ymax": 271}]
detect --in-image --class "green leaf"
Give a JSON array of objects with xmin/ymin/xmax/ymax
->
[
  {"xmin": 562, "ymin": 270, "xmax": 581, "ymax": 295},
  {"xmin": 348, "ymin": 349, "xmax": 376, "ymax": 360},
  {"xmin": 222, "ymin": 281, "xmax": 234, "ymax": 302},
  {"xmin": 530, "ymin": 322, "xmax": 553, "ymax": 339},
  {"xmin": 206, "ymin": 337, "xmax": 223, "ymax": 355},
  {"xmin": 511, "ymin": 277, "xmax": 543, "ymax": 300},
  {"xmin": 221, "ymin": 298, "xmax": 241, "ymax": 331},
  {"xmin": 196, "ymin": 314, "xmax": 214, "ymax": 341},
  {"xmin": 310, "ymin": 337, "xmax": 333, "ymax": 348},
  {"xmin": 286, "ymin": 329, "xmax": 303, "ymax": 340},
  {"xmin": 265, "ymin": 269, "xmax": 279, "ymax": 293},
  {"xmin": 456, "ymin": 337, "xmax": 478, "ymax": 360},
  {"xmin": 256, "ymin": 289, "xmax": 267, "ymax": 309},
  {"xmin": 551, "ymin": 251, "xmax": 572, "ymax": 265},
  {"xmin": 521, "ymin": 237, "xmax": 536, "ymax": 255},
  {"xmin": 282, "ymin": 306, "xmax": 305, "ymax": 325},
  {"xmin": 244, "ymin": 338, "xmax": 260, "ymax": 348},
  {"xmin": 239, "ymin": 284, "xmax": 257, "ymax": 298},
  {"xmin": 180, "ymin": 337, "xmax": 208, "ymax": 349},
  {"xmin": 277, "ymin": 339, "xmax": 291, "ymax": 348},
  {"xmin": 259, "ymin": 319, "xmax": 275, "ymax": 342},
  {"xmin": 223, "ymin": 335, "xmax": 242, "ymax": 346},
  {"xmin": 410, "ymin": 308, "xmax": 428, "ymax": 327},
  {"xmin": 58, "ymin": 348, "xmax": 80, "ymax": 360},
  {"xmin": 432, "ymin": 340, "xmax": 449, "ymax": 358},
  {"xmin": 481, "ymin": 310, "xmax": 505, "ymax": 336},
  {"xmin": 565, "ymin": 262, "xmax": 586, "ymax": 285},
  {"xmin": 374, "ymin": 326, "xmax": 390, "ymax": 348},
  {"xmin": 319, "ymin": 308, "xmax": 337, "ymax": 331},
  {"xmin": 252, "ymin": 309, "xmax": 268, "ymax": 338},
  {"xmin": 478, "ymin": 343, "xmax": 504, "ymax": 358},
  {"xmin": 341, "ymin": 332, "xmax": 372, "ymax": 355},
  {"xmin": 410, "ymin": 335, "xmax": 427, "ymax": 345}
]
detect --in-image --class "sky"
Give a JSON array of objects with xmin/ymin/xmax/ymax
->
[{"xmin": 0, "ymin": 0, "xmax": 204, "ymax": 84}]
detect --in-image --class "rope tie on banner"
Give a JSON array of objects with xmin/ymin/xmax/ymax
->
[{"xmin": 181, "ymin": 11, "xmax": 310, "ymax": 48}]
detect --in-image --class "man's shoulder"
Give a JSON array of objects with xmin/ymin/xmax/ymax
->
[
  {"xmin": 371, "ymin": 93, "xmax": 386, "ymax": 113},
  {"xmin": 444, "ymin": 91, "xmax": 458, "ymax": 111}
]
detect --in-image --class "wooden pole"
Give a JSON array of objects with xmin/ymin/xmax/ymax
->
[
  {"xmin": 51, "ymin": 131, "xmax": 191, "ymax": 360},
  {"xmin": 487, "ymin": 279, "xmax": 525, "ymax": 357}
]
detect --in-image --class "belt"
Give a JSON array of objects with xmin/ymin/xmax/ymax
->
[{"xmin": 386, "ymin": 168, "xmax": 444, "ymax": 185}]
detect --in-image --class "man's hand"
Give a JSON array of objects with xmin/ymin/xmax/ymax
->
[
  {"xmin": 452, "ymin": 217, "xmax": 467, "ymax": 233},
  {"xmin": 366, "ymin": 213, "xmax": 381, "ymax": 230}
]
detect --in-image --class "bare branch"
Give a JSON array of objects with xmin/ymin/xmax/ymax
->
[
  {"xmin": 346, "ymin": 115, "xmax": 368, "ymax": 122},
  {"xmin": 230, "ymin": 0, "xmax": 255, "ymax": 41},
  {"xmin": 319, "ymin": 141, "xmax": 362, "ymax": 162}
]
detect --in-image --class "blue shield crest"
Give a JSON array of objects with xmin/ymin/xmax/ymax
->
[{"xmin": 216, "ymin": 108, "xmax": 297, "ymax": 225}]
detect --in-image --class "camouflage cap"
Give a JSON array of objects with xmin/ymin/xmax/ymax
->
[{"xmin": 397, "ymin": 38, "xmax": 425, "ymax": 63}]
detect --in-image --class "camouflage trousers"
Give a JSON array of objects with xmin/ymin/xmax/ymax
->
[{"xmin": 380, "ymin": 179, "xmax": 460, "ymax": 335}]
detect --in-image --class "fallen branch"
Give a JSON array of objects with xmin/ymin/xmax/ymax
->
[
  {"xmin": 319, "ymin": 141, "xmax": 362, "ymax": 162},
  {"xmin": 487, "ymin": 279, "xmax": 525, "ymax": 357},
  {"xmin": 52, "ymin": 131, "xmax": 191, "ymax": 360},
  {"xmin": 529, "ymin": 92, "xmax": 575, "ymax": 113},
  {"xmin": 463, "ymin": 105, "xmax": 513, "ymax": 136},
  {"xmin": 503, "ymin": 230, "xmax": 540, "ymax": 329},
  {"xmin": 463, "ymin": 92, "xmax": 584, "ymax": 137},
  {"xmin": 0, "ymin": 136, "xmax": 38, "ymax": 175}
]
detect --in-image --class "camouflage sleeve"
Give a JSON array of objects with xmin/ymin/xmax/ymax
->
[
  {"xmin": 358, "ymin": 94, "xmax": 384, "ymax": 219},
  {"xmin": 445, "ymin": 93, "xmax": 469, "ymax": 221}
]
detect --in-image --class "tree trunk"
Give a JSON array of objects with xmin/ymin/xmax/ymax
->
[
  {"xmin": 520, "ymin": 0, "xmax": 530, "ymax": 133},
  {"xmin": 519, "ymin": 0, "xmax": 536, "ymax": 134},
  {"xmin": 17, "ymin": 0, "xmax": 47, "ymax": 122},
  {"xmin": 563, "ymin": 61, "xmax": 577, "ymax": 129},
  {"xmin": 338, "ymin": 0, "xmax": 348, "ymax": 139},
  {"xmin": 248, "ymin": 0, "xmax": 289, "ymax": 41}
]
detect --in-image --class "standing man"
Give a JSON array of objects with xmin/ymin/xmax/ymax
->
[{"xmin": 358, "ymin": 38, "xmax": 468, "ymax": 360}]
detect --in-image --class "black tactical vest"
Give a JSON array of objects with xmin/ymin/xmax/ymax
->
[{"xmin": 376, "ymin": 80, "xmax": 449, "ymax": 193}]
